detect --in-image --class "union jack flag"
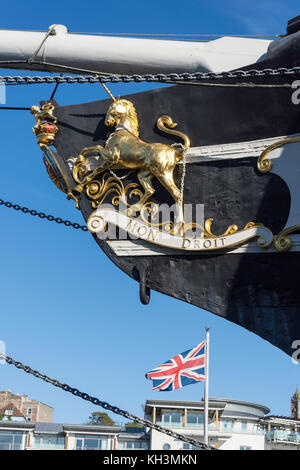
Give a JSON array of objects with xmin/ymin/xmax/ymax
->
[{"xmin": 145, "ymin": 341, "xmax": 206, "ymax": 391}]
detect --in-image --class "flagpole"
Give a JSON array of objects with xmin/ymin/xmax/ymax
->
[{"xmin": 204, "ymin": 326, "xmax": 210, "ymax": 446}]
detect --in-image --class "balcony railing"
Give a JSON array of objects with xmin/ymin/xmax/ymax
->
[
  {"xmin": 266, "ymin": 430, "xmax": 300, "ymax": 443},
  {"xmin": 29, "ymin": 443, "xmax": 65, "ymax": 450},
  {"xmin": 156, "ymin": 420, "xmax": 263, "ymax": 435},
  {"xmin": 0, "ymin": 443, "xmax": 22, "ymax": 450}
]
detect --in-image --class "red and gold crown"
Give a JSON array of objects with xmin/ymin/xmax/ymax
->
[
  {"xmin": 31, "ymin": 103, "xmax": 59, "ymax": 145},
  {"xmin": 34, "ymin": 121, "xmax": 58, "ymax": 145}
]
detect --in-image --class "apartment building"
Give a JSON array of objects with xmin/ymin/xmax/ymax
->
[{"xmin": 1, "ymin": 391, "xmax": 300, "ymax": 450}]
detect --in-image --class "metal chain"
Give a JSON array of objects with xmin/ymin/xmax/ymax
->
[
  {"xmin": 0, "ymin": 67, "xmax": 300, "ymax": 85},
  {"xmin": 2, "ymin": 353, "xmax": 215, "ymax": 450},
  {"xmin": 0, "ymin": 199, "xmax": 213, "ymax": 450},
  {"xmin": 180, "ymin": 152, "xmax": 187, "ymax": 205},
  {"xmin": 0, "ymin": 198, "xmax": 88, "ymax": 232}
]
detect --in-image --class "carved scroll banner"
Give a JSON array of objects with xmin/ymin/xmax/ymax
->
[{"xmin": 87, "ymin": 208, "xmax": 274, "ymax": 252}]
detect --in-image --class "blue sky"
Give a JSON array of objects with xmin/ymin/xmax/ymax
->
[{"xmin": 0, "ymin": 0, "xmax": 300, "ymax": 426}]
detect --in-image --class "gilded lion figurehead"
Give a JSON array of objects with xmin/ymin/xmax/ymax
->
[{"xmin": 105, "ymin": 99, "xmax": 139, "ymax": 136}]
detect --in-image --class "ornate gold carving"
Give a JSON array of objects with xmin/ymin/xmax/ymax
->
[
  {"xmin": 273, "ymin": 225, "xmax": 300, "ymax": 252},
  {"xmin": 204, "ymin": 218, "xmax": 238, "ymax": 237},
  {"xmin": 85, "ymin": 171, "xmax": 142, "ymax": 210},
  {"xmin": 257, "ymin": 137, "xmax": 300, "ymax": 173},
  {"xmin": 203, "ymin": 219, "xmax": 270, "ymax": 246},
  {"xmin": 69, "ymin": 98, "xmax": 190, "ymax": 232},
  {"xmin": 67, "ymin": 97, "xmax": 274, "ymax": 248},
  {"xmin": 31, "ymin": 103, "xmax": 58, "ymax": 145},
  {"xmin": 257, "ymin": 137, "xmax": 300, "ymax": 252}
]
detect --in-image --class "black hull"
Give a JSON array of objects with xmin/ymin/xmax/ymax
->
[{"xmin": 49, "ymin": 30, "xmax": 300, "ymax": 356}]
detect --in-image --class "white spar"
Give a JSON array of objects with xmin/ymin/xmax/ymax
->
[{"xmin": 0, "ymin": 24, "xmax": 272, "ymax": 75}]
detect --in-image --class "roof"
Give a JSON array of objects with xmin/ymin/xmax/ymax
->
[
  {"xmin": 221, "ymin": 410, "xmax": 260, "ymax": 420},
  {"xmin": 145, "ymin": 397, "xmax": 270, "ymax": 415},
  {"xmin": 0, "ymin": 421, "xmax": 35, "ymax": 430},
  {"xmin": 261, "ymin": 415, "xmax": 300, "ymax": 425},
  {"xmin": 0, "ymin": 391, "xmax": 53, "ymax": 409},
  {"xmin": 145, "ymin": 399, "xmax": 227, "ymax": 411},
  {"xmin": 35, "ymin": 423, "xmax": 64, "ymax": 434},
  {"xmin": 209, "ymin": 397, "xmax": 270, "ymax": 415},
  {"xmin": 0, "ymin": 421, "xmax": 122, "ymax": 434},
  {"xmin": 0, "ymin": 402, "xmax": 26, "ymax": 419},
  {"xmin": 119, "ymin": 431, "xmax": 149, "ymax": 440},
  {"xmin": 63, "ymin": 424, "xmax": 123, "ymax": 433}
]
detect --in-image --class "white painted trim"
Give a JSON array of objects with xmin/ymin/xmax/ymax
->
[
  {"xmin": 183, "ymin": 133, "xmax": 300, "ymax": 164},
  {"xmin": 107, "ymin": 235, "xmax": 300, "ymax": 257}
]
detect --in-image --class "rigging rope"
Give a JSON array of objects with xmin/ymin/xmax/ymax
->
[
  {"xmin": 0, "ymin": 27, "xmax": 280, "ymax": 38},
  {"xmin": 0, "ymin": 352, "xmax": 215, "ymax": 450},
  {"xmin": 71, "ymin": 31, "xmax": 280, "ymax": 38},
  {"xmin": 27, "ymin": 25, "xmax": 57, "ymax": 65}
]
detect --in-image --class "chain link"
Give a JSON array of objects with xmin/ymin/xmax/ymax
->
[
  {"xmin": 0, "ymin": 198, "xmax": 88, "ymax": 232},
  {"xmin": 0, "ymin": 67, "xmax": 300, "ymax": 85},
  {"xmin": 2, "ymin": 353, "xmax": 215, "ymax": 450}
]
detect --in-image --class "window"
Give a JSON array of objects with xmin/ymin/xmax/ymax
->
[
  {"xmin": 118, "ymin": 441, "xmax": 148, "ymax": 450},
  {"xmin": 27, "ymin": 408, "xmax": 32, "ymax": 415},
  {"xmin": 0, "ymin": 431, "xmax": 23, "ymax": 450},
  {"xmin": 222, "ymin": 420, "xmax": 234, "ymax": 432},
  {"xmin": 187, "ymin": 412, "xmax": 204, "ymax": 428},
  {"xmin": 240, "ymin": 446, "xmax": 251, "ymax": 450},
  {"xmin": 241, "ymin": 421, "xmax": 247, "ymax": 432},
  {"xmin": 75, "ymin": 434, "xmax": 108, "ymax": 450},
  {"xmin": 4, "ymin": 410, "xmax": 13, "ymax": 416},
  {"xmin": 163, "ymin": 443, "xmax": 171, "ymax": 450},
  {"xmin": 183, "ymin": 443, "xmax": 199, "ymax": 450},
  {"xmin": 162, "ymin": 411, "xmax": 183, "ymax": 427},
  {"xmin": 33, "ymin": 435, "xmax": 65, "ymax": 449}
]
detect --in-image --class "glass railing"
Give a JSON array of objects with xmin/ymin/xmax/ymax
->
[
  {"xmin": 266, "ymin": 431, "xmax": 300, "ymax": 443},
  {"xmin": 156, "ymin": 420, "xmax": 264, "ymax": 435},
  {"xmin": 186, "ymin": 422, "xmax": 204, "ymax": 429},
  {"xmin": 29, "ymin": 443, "xmax": 65, "ymax": 450},
  {"xmin": 0, "ymin": 443, "xmax": 22, "ymax": 450},
  {"xmin": 156, "ymin": 420, "xmax": 183, "ymax": 428}
]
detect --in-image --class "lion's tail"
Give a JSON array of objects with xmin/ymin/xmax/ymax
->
[{"xmin": 157, "ymin": 115, "xmax": 190, "ymax": 160}]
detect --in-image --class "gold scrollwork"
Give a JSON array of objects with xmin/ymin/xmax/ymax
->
[
  {"xmin": 203, "ymin": 219, "xmax": 263, "ymax": 238},
  {"xmin": 84, "ymin": 171, "xmax": 143, "ymax": 209},
  {"xmin": 273, "ymin": 224, "xmax": 300, "ymax": 252},
  {"xmin": 257, "ymin": 137, "xmax": 300, "ymax": 173}
]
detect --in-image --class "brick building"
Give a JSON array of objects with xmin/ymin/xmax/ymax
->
[{"xmin": 0, "ymin": 390, "xmax": 53, "ymax": 423}]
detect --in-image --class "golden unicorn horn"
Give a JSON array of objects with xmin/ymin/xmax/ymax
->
[{"xmin": 100, "ymin": 82, "xmax": 116, "ymax": 102}]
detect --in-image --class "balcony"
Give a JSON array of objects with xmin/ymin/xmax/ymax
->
[
  {"xmin": 0, "ymin": 443, "xmax": 22, "ymax": 450},
  {"xmin": 266, "ymin": 430, "xmax": 300, "ymax": 444},
  {"xmin": 28, "ymin": 443, "xmax": 65, "ymax": 450}
]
